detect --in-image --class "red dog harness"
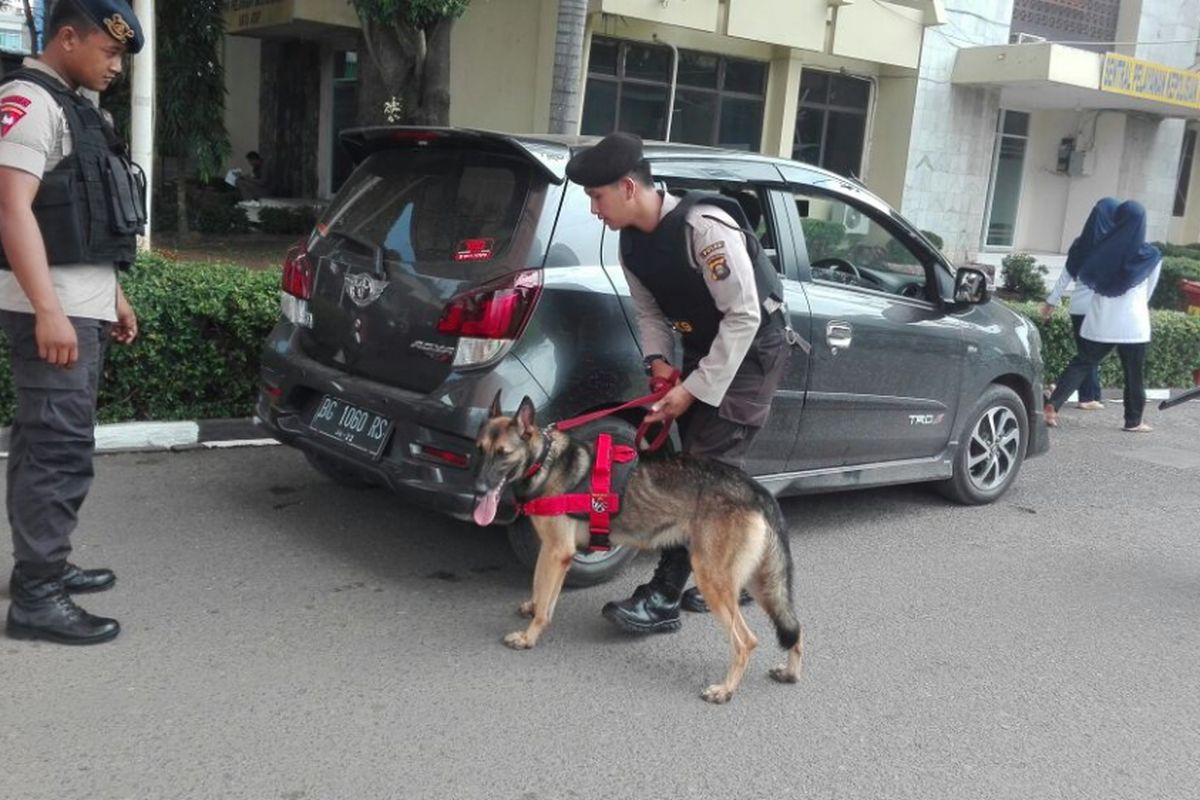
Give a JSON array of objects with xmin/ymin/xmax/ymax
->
[
  {"xmin": 514, "ymin": 371, "xmax": 679, "ymax": 552},
  {"xmin": 517, "ymin": 434, "xmax": 638, "ymax": 552}
]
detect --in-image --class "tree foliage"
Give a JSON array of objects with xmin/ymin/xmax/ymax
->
[
  {"xmin": 350, "ymin": 0, "xmax": 470, "ymax": 126},
  {"xmin": 155, "ymin": 0, "xmax": 230, "ymax": 182},
  {"xmin": 353, "ymin": 0, "xmax": 470, "ymax": 27}
]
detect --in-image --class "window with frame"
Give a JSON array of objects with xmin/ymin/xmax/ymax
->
[
  {"xmin": 793, "ymin": 70, "xmax": 871, "ymax": 178},
  {"xmin": 581, "ymin": 37, "xmax": 767, "ymax": 151},
  {"xmin": 0, "ymin": 30, "xmax": 23, "ymax": 52},
  {"xmin": 1174, "ymin": 128, "xmax": 1196, "ymax": 218},
  {"xmin": 788, "ymin": 188, "xmax": 932, "ymax": 301}
]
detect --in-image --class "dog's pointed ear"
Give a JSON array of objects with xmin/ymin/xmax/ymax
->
[
  {"xmin": 488, "ymin": 389, "xmax": 503, "ymax": 419},
  {"xmin": 516, "ymin": 396, "xmax": 537, "ymax": 436}
]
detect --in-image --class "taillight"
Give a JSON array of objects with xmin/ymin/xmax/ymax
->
[
  {"xmin": 436, "ymin": 270, "xmax": 542, "ymax": 369},
  {"xmin": 437, "ymin": 270, "xmax": 541, "ymax": 339},
  {"xmin": 280, "ymin": 242, "xmax": 314, "ymax": 328},
  {"xmin": 281, "ymin": 242, "xmax": 314, "ymax": 300}
]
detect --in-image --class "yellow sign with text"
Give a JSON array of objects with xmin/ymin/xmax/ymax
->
[
  {"xmin": 225, "ymin": 0, "xmax": 295, "ymax": 34},
  {"xmin": 1100, "ymin": 53, "xmax": 1200, "ymax": 110}
]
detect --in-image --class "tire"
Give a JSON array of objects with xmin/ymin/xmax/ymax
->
[
  {"xmin": 936, "ymin": 384, "xmax": 1028, "ymax": 505},
  {"xmin": 303, "ymin": 451, "xmax": 380, "ymax": 489},
  {"xmin": 505, "ymin": 414, "xmax": 644, "ymax": 588}
]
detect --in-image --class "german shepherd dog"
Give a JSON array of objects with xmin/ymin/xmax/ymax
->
[{"xmin": 472, "ymin": 394, "xmax": 803, "ymax": 704}]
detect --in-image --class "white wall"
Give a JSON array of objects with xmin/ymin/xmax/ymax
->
[
  {"xmin": 901, "ymin": 1, "xmax": 1014, "ymax": 262},
  {"xmin": 221, "ymin": 35, "xmax": 262, "ymax": 177}
]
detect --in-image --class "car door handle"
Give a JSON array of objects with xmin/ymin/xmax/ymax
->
[{"xmin": 826, "ymin": 320, "xmax": 853, "ymax": 349}]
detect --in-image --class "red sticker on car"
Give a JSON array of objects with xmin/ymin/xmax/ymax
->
[
  {"xmin": 454, "ymin": 238, "xmax": 495, "ymax": 262},
  {"xmin": 1, "ymin": 95, "xmax": 31, "ymax": 137}
]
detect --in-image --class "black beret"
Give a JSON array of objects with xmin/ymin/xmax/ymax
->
[
  {"xmin": 76, "ymin": 0, "xmax": 145, "ymax": 54},
  {"xmin": 566, "ymin": 132, "xmax": 644, "ymax": 187}
]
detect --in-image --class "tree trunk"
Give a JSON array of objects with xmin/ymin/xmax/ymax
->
[
  {"xmin": 22, "ymin": 0, "xmax": 38, "ymax": 56},
  {"xmin": 548, "ymin": 0, "xmax": 588, "ymax": 134},
  {"xmin": 175, "ymin": 173, "xmax": 189, "ymax": 237},
  {"xmin": 356, "ymin": 15, "xmax": 456, "ymax": 127}
]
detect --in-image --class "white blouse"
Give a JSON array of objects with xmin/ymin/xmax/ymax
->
[
  {"xmin": 1079, "ymin": 262, "xmax": 1161, "ymax": 344},
  {"xmin": 1045, "ymin": 270, "xmax": 1094, "ymax": 316}
]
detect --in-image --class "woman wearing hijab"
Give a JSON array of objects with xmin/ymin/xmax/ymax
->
[
  {"xmin": 1040, "ymin": 197, "xmax": 1119, "ymax": 410},
  {"xmin": 1044, "ymin": 199, "xmax": 1161, "ymax": 432}
]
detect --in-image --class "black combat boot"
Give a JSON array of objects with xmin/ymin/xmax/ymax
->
[
  {"xmin": 601, "ymin": 547, "xmax": 691, "ymax": 634},
  {"xmin": 61, "ymin": 562, "xmax": 116, "ymax": 594},
  {"xmin": 6, "ymin": 567, "xmax": 120, "ymax": 645},
  {"xmin": 680, "ymin": 586, "xmax": 755, "ymax": 613}
]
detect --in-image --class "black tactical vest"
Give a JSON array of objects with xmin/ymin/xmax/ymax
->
[
  {"xmin": 0, "ymin": 67, "xmax": 146, "ymax": 271},
  {"xmin": 619, "ymin": 192, "xmax": 784, "ymax": 362}
]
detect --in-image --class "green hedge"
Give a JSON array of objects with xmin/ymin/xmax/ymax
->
[
  {"xmin": 0, "ymin": 254, "xmax": 281, "ymax": 425},
  {"xmin": 1007, "ymin": 301, "xmax": 1200, "ymax": 389},
  {"xmin": 1151, "ymin": 256, "xmax": 1200, "ymax": 312}
]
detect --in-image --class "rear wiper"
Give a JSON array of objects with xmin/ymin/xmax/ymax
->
[{"xmin": 325, "ymin": 229, "xmax": 385, "ymax": 277}]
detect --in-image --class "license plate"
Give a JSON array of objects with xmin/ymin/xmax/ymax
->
[{"xmin": 309, "ymin": 395, "xmax": 394, "ymax": 458}]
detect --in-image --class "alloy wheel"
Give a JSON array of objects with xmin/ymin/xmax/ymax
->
[{"xmin": 966, "ymin": 405, "xmax": 1021, "ymax": 493}]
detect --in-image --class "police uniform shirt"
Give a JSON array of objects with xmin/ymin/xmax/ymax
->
[
  {"xmin": 0, "ymin": 58, "xmax": 118, "ymax": 322},
  {"xmin": 620, "ymin": 192, "xmax": 761, "ymax": 407}
]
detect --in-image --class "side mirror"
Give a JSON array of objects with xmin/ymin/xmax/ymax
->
[{"xmin": 953, "ymin": 267, "xmax": 990, "ymax": 305}]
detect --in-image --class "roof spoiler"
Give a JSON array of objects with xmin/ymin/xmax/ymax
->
[{"xmin": 339, "ymin": 127, "xmax": 568, "ymax": 184}]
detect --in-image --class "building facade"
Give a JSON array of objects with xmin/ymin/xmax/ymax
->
[{"xmin": 220, "ymin": 0, "xmax": 1200, "ymax": 263}]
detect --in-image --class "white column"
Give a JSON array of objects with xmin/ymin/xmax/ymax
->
[{"xmin": 131, "ymin": 0, "xmax": 155, "ymax": 250}]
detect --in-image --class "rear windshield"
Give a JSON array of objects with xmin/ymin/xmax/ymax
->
[{"xmin": 319, "ymin": 148, "xmax": 533, "ymax": 264}]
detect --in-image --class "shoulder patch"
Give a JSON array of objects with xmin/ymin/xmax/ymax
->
[
  {"xmin": 0, "ymin": 95, "xmax": 31, "ymax": 137},
  {"xmin": 699, "ymin": 240, "xmax": 725, "ymax": 259},
  {"xmin": 706, "ymin": 254, "xmax": 730, "ymax": 281}
]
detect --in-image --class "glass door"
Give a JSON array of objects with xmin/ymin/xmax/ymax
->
[{"xmin": 983, "ymin": 110, "xmax": 1030, "ymax": 248}]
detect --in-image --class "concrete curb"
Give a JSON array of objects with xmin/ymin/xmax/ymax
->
[{"xmin": 0, "ymin": 417, "xmax": 278, "ymax": 457}]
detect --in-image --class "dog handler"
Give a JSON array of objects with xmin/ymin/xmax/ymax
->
[
  {"xmin": 0, "ymin": 0, "xmax": 146, "ymax": 644},
  {"xmin": 566, "ymin": 132, "xmax": 789, "ymax": 634}
]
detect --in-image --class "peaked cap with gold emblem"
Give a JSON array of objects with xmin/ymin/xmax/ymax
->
[{"xmin": 71, "ymin": 0, "xmax": 145, "ymax": 53}]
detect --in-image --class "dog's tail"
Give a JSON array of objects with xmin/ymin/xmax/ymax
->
[{"xmin": 750, "ymin": 483, "xmax": 802, "ymax": 651}]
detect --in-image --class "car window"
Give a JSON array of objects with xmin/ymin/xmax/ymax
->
[
  {"xmin": 787, "ymin": 188, "xmax": 932, "ymax": 302},
  {"xmin": 319, "ymin": 148, "xmax": 533, "ymax": 266},
  {"xmin": 658, "ymin": 176, "xmax": 783, "ymax": 274}
]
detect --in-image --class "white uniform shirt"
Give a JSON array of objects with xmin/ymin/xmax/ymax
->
[
  {"xmin": 620, "ymin": 192, "xmax": 762, "ymax": 407},
  {"xmin": 1045, "ymin": 270, "xmax": 1094, "ymax": 317},
  {"xmin": 1079, "ymin": 262, "xmax": 1160, "ymax": 344},
  {"xmin": 0, "ymin": 57, "xmax": 118, "ymax": 321}
]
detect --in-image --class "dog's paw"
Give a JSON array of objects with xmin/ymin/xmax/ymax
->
[
  {"xmin": 503, "ymin": 631, "xmax": 534, "ymax": 650},
  {"xmin": 701, "ymin": 684, "xmax": 733, "ymax": 704},
  {"xmin": 769, "ymin": 665, "xmax": 799, "ymax": 684},
  {"xmin": 517, "ymin": 600, "xmax": 535, "ymax": 618}
]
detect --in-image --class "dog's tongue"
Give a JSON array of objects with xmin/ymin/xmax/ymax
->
[{"xmin": 473, "ymin": 487, "xmax": 502, "ymax": 527}]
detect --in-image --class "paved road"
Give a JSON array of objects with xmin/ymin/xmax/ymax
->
[{"xmin": 3, "ymin": 398, "xmax": 1199, "ymax": 800}]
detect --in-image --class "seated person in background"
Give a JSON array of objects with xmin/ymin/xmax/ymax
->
[{"xmin": 232, "ymin": 150, "xmax": 266, "ymax": 201}]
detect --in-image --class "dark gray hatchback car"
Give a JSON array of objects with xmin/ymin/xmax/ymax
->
[{"xmin": 256, "ymin": 128, "xmax": 1049, "ymax": 585}]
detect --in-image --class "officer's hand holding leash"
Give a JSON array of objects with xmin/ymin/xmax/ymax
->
[{"xmin": 646, "ymin": 383, "xmax": 694, "ymax": 425}]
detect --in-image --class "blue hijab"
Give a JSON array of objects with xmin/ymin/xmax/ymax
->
[{"xmin": 1068, "ymin": 198, "xmax": 1160, "ymax": 297}]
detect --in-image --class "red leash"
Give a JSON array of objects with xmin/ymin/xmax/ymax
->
[{"xmin": 553, "ymin": 370, "xmax": 681, "ymax": 452}]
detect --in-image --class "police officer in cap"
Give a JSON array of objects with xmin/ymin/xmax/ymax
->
[
  {"xmin": 0, "ymin": 0, "xmax": 146, "ymax": 645},
  {"xmin": 566, "ymin": 132, "xmax": 790, "ymax": 634}
]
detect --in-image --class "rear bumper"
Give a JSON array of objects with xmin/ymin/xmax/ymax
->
[{"xmin": 257, "ymin": 322, "xmax": 545, "ymax": 524}]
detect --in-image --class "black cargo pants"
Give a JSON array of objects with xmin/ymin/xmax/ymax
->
[
  {"xmin": 1, "ymin": 311, "xmax": 109, "ymax": 576},
  {"xmin": 652, "ymin": 322, "xmax": 789, "ymax": 588},
  {"xmin": 678, "ymin": 323, "xmax": 789, "ymax": 467}
]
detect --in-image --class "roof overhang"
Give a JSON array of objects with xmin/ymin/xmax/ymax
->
[
  {"xmin": 225, "ymin": 0, "xmax": 359, "ymax": 44},
  {"xmin": 952, "ymin": 43, "xmax": 1200, "ymax": 119}
]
